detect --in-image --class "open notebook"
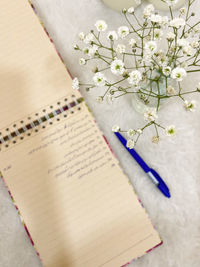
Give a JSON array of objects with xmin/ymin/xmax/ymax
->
[{"xmin": 0, "ymin": 0, "xmax": 162, "ymax": 266}]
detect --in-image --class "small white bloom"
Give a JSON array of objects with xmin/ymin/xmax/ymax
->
[
  {"xmin": 128, "ymin": 7, "xmax": 135, "ymax": 14},
  {"xmin": 135, "ymin": 0, "xmax": 141, "ymax": 4},
  {"xmin": 93, "ymin": 72, "xmax": 106, "ymax": 87},
  {"xmin": 79, "ymin": 58, "xmax": 86, "ymax": 65},
  {"xmin": 166, "ymin": 32, "xmax": 176, "ymax": 41},
  {"xmin": 166, "ymin": 85, "xmax": 175, "ymax": 95},
  {"xmin": 83, "ymin": 47, "xmax": 90, "ymax": 55},
  {"xmin": 171, "ymin": 67, "xmax": 187, "ymax": 81},
  {"xmin": 180, "ymin": 7, "xmax": 186, "ymax": 15},
  {"xmin": 127, "ymin": 129, "xmax": 136, "ymax": 137},
  {"xmin": 112, "ymin": 125, "xmax": 120, "ymax": 132},
  {"xmin": 152, "ymin": 136, "xmax": 160, "ymax": 144},
  {"xmin": 170, "ymin": 17, "xmax": 186, "ymax": 28},
  {"xmin": 184, "ymin": 100, "xmax": 196, "ymax": 112},
  {"xmin": 96, "ymin": 96, "xmax": 103, "ymax": 103},
  {"xmin": 150, "ymin": 14, "xmax": 162, "ymax": 24},
  {"xmin": 161, "ymin": 16, "xmax": 169, "ymax": 26},
  {"xmin": 129, "ymin": 38, "xmax": 137, "ymax": 47},
  {"xmin": 177, "ymin": 38, "xmax": 189, "ymax": 48},
  {"xmin": 154, "ymin": 29, "xmax": 163, "ymax": 40},
  {"xmin": 165, "ymin": 125, "xmax": 177, "ymax": 136},
  {"xmin": 84, "ymin": 33, "xmax": 94, "ymax": 44},
  {"xmin": 162, "ymin": 66, "xmax": 172, "ymax": 76},
  {"xmin": 95, "ymin": 20, "xmax": 108, "ymax": 32},
  {"xmin": 126, "ymin": 139, "xmax": 135, "ymax": 149},
  {"xmin": 191, "ymin": 41, "xmax": 199, "ymax": 49},
  {"xmin": 183, "ymin": 45, "xmax": 193, "ymax": 56},
  {"xmin": 78, "ymin": 32, "xmax": 85, "ymax": 41},
  {"xmin": 165, "ymin": 0, "xmax": 178, "ymax": 6},
  {"xmin": 111, "ymin": 59, "xmax": 125, "ymax": 75},
  {"xmin": 107, "ymin": 31, "xmax": 118, "ymax": 40},
  {"xmin": 145, "ymin": 41, "xmax": 157, "ymax": 53},
  {"xmin": 137, "ymin": 129, "xmax": 143, "ymax": 134},
  {"xmin": 88, "ymin": 45, "xmax": 98, "ymax": 57},
  {"xmin": 72, "ymin": 77, "xmax": 79, "ymax": 90},
  {"xmin": 116, "ymin": 44, "xmax": 126, "ymax": 54},
  {"xmin": 144, "ymin": 108, "xmax": 158, "ymax": 122},
  {"xmin": 143, "ymin": 4, "xmax": 154, "ymax": 18},
  {"xmin": 118, "ymin": 26, "xmax": 130, "ymax": 39},
  {"xmin": 128, "ymin": 70, "xmax": 142, "ymax": 85}
]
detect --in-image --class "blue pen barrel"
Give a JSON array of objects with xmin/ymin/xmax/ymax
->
[
  {"xmin": 114, "ymin": 132, "xmax": 171, "ymax": 198},
  {"xmin": 114, "ymin": 132, "xmax": 150, "ymax": 173}
]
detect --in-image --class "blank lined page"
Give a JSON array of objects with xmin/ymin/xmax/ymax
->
[{"xmin": 0, "ymin": 0, "xmax": 79, "ymax": 129}]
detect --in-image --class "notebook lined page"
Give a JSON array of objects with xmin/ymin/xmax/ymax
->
[
  {"xmin": 0, "ymin": 102, "xmax": 161, "ymax": 267},
  {"xmin": 0, "ymin": 0, "xmax": 78, "ymax": 129}
]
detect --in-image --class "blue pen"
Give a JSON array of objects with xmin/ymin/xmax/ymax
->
[{"xmin": 114, "ymin": 132, "xmax": 171, "ymax": 198}]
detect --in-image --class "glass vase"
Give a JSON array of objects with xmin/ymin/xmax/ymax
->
[{"xmin": 131, "ymin": 71, "xmax": 174, "ymax": 114}]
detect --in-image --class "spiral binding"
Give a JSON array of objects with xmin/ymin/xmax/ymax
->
[{"xmin": 0, "ymin": 95, "xmax": 84, "ymax": 150}]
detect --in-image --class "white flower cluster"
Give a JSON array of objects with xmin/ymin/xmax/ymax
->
[{"xmin": 73, "ymin": 1, "xmax": 200, "ymax": 146}]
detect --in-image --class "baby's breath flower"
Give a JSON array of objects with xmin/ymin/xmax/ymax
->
[
  {"xmin": 144, "ymin": 108, "xmax": 158, "ymax": 122},
  {"xmin": 152, "ymin": 136, "xmax": 160, "ymax": 144},
  {"xmin": 137, "ymin": 129, "xmax": 143, "ymax": 134},
  {"xmin": 191, "ymin": 41, "xmax": 199, "ymax": 48},
  {"xmin": 183, "ymin": 45, "xmax": 193, "ymax": 56},
  {"xmin": 161, "ymin": 16, "xmax": 169, "ymax": 26},
  {"xmin": 150, "ymin": 14, "xmax": 162, "ymax": 24},
  {"xmin": 166, "ymin": 125, "xmax": 177, "ymax": 136},
  {"xmin": 111, "ymin": 59, "xmax": 125, "ymax": 75},
  {"xmin": 72, "ymin": 77, "xmax": 80, "ymax": 90},
  {"xmin": 128, "ymin": 70, "xmax": 142, "ymax": 85},
  {"xmin": 79, "ymin": 58, "xmax": 86, "ymax": 65},
  {"xmin": 118, "ymin": 26, "xmax": 130, "ymax": 39},
  {"xmin": 166, "ymin": 85, "xmax": 175, "ymax": 95},
  {"xmin": 126, "ymin": 139, "xmax": 135, "ymax": 149},
  {"xmin": 169, "ymin": 17, "xmax": 186, "ymax": 28},
  {"xmin": 84, "ymin": 33, "xmax": 94, "ymax": 44},
  {"xmin": 171, "ymin": 67, "xmax": 187, "ymax": 81},
  {"xmin": 74, "ymin": 44, "xmax": 79, "ymax": 50},
  {"xmin": 165, "ymin": 0, "xmax": 178, "ymax": 6},
  {"xmin": 166, "ymin": 32, "xmax": 175, "ymax": 41},
  {"xmin": 162, "ymin": 66, "xmax": 172, "ymax": 76},
  {"xmin": 116, "ymin": 44, "xmax": 126, "ymax": 54},
  {"xmin": 127, "ymin": 129, "xmax": 136, "ymax": 137},
  {"xmin": 112, "ymin": 125, "xmax": 120, "ymax": 132},
  {"xmin": 184, "ymin": 100, "xmax": 196, "ymax": 112},
  {"xmin": 88, "ymin": 45, "xmax": 98, "ymax": 57},
  {"xmin": 107, "ymin": 31, "xmax": 118, "ymax": 40},
  {"xmin": 154, "ymin": 29, "xmax": 163, "ymax": 40},
  {"xmin": 129, "ymin": 38, "xmax": 137, "ymax": 47},
  {"xmin": 144, "ymin": 41, "xmax": 157, "ymax": 53},
  {"xmin": 93, "ymin": 72, "xmax": 106, "ymax": 87},
  {"xmin": 96, "ymin": 96, "xmax": 103, "ymax": 103},
  {"xmin": 78, "ymin": 32, "xmax": 85, "ymax": 41},
  {"xmin": 177, "ymin": 38, "xmax": 189, "ymax": 48},
  {"xmin": 135, "ymin": 0, "xmax": 141, "ymax": 4},
  {"xmin": 95, "ymin": 20, "xmax": 108, "ymax": 32},
  {"xmin": 128, "ymin": 7, "xmax": 135, "ymax": 14},
  {"xmin": 180, "ymin": 7, "xmax": 186, "ymax": 15},
  {"xmin": 143, "ymin": 4, "xmax": 154, "ymax": 18}
]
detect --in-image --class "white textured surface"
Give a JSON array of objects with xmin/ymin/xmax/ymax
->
[{"xmin": 0, "ymin": 1, "xmax": 200, "ymax": 266}]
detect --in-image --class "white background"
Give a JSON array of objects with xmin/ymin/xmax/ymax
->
[{"xmin": 0, "ymin": 0, "xmax": 200, "ymax": 266}]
